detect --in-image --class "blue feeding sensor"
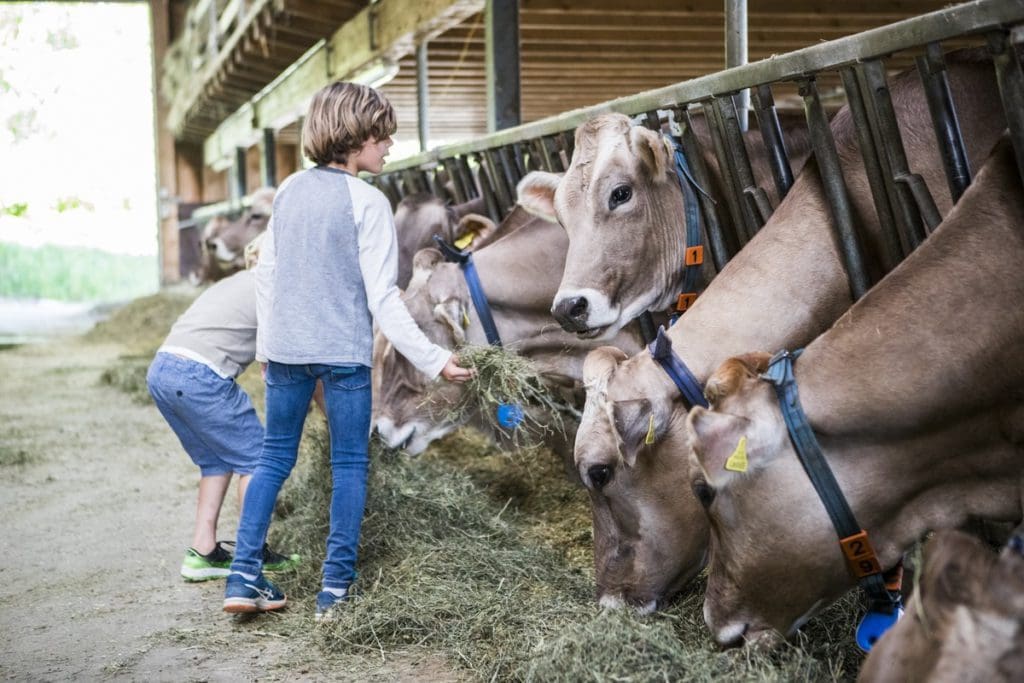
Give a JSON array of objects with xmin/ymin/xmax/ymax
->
[{"xmin": 496, "ymin": 403, "xmax": 524, "ymax": 429}]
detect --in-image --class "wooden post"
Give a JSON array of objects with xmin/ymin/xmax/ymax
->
[{"xmin": 486, "ymin": 0, "xmax": 520, "ymax": 132}]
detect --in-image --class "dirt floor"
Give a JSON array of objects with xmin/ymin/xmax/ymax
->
[{"xmin": 0, "ymin": 333, "xmax": 454, "ymax": 682}]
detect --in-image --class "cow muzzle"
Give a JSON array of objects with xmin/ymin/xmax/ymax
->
[{"xmin": 551, "ymin": 288, "xmax": 620, "ymax": 338}]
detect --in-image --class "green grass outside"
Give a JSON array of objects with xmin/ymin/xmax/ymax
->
[{"xmin": 0, "ymin": 241, "xmax": 158, "ymax": 302}]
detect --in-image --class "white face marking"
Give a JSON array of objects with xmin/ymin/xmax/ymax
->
[
  {"xmin": 209, "ymin": 238, "xmax": 239, "ymax": 263},
  {"xmin": 599, "ymin": 593, "xmax": 626, "ymax": 610},
  {"xmin": 552, "ymin": 287, "xmax": 620, "ymax": 333},
  {"xmin": 635, "ymin": 599, "xmax": 657, "ymax": 616},
  {"xmin": 375, "ymin": 417, "xmax": 415, "ymax": 450}
]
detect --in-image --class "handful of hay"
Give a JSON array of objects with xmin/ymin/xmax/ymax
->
[{"xmin": 440, "ymin": 344, "xmax": 579, "ymax": 445}]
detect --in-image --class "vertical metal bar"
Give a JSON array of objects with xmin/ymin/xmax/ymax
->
[
  {"xmin": 725, "ymin": 0, "xmax": 749, "ymax": 131},
  {"xmin": 537, "ymin": 135, "xmax": 557, "ymax": 172},
  {"xmin": 232, "ymin": 146, "xmax": 247, "ymax": 201},
  {"xmin": 800, "ymin": 77, "xmax": 870, "ymax": 300},
  {"xmin": 475, "ymin": 154, "xmax": 503, "ymax": 224},
  {"xmin": 401, "ymin": 169, "xmax": 420, "ymax": 196},
  {"xmin": 486, "ymin": 0, "xmax": 521, "ymax": 132},
  {"xmin": 427, "ymin": 169, "xmax": 448, "ymax": 201},
  {"xmin": 715, "ymin": 95, "xmax": 770, "ymax": 232},
  {"xmin": 456, "ymin": 156, "xmax": 478, "ymax": 198},
  {"xmin": 645, "ymin": 109, "xmax": 661, "ymax": 131},
  {"xmin": 700, "ymin": 100, "xmax": 749, "ymax": 249},
  {"xmin": 442, "ymin": 158, "xmax": 467, "ymax": 203},
  {"xmin": 416, "ymin": 41, "xmax": 430, "ymax": 153},
  {"xmin": 497, "ymin": 146, "xmax": 520, "ymax": 203},
  {"xmin": 861, "ymin": 58, "xmax": 928, "ymax": 252},
  {"xmin": 417, "ymin": 170, "xmax": 432, "ymax": 196},
  {"xmin": 512, "ymin": 142, "xmax": 529, "ymax": 179},
  {"xmin": 483, "ymin": 149, "xmax": 513, "ymax": 212},
  {"xmin": 916, "ymin": 42, "xmax": 971, "ymax": 202},
  {"xmin": 679, "ymin": 107, "xmax": 733, "ymax": 269},
  {"xmin": 379, "ymin": 174, "xmax": 401, "ymax": 207},
  {"xmin": 560, "ymin": 130, "xmax": 576, "ymax": 165},
  {"xmin": 839, "ymin": 67, "xmax": 903, "ymax": 274},
  {"xmin": 750, "ymin": 84, "xmax": 794, "ymax": 199},
  {"xmin": 987, "ymin": 29, "xmax": 1024, "ymax": 190},
  {"xmin": 260, "ymin": 128, "xmax": 276, "ymax": 188}
]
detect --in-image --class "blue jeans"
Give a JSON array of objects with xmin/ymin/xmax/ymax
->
[{"xmin": 231, "ymin": 361, "xmax": 372, "ymax": 590}]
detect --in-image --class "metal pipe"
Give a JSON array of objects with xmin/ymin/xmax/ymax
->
[
  {"xmin": 861, "ymin": 58, "xmax": 928, "ymax": 252},
  {"xmin": 482, "ymin": 149, "xmax": 513, "ymax": 213},
  {"xmin": 702, "ymin": 100, "xmax": 752, "ymax": 246},
  {"xmin": 476, "ymin": 155, "xmax": 503, "ymax": 224},
  {"xmin": 261, "ymin": 128, "xmax": 276, "ymax": 187},
  {"xmin": 916, "ymin": 42, "xmax": 971, "ymax": 202},
  {"xmin": 715, "ymin": 94, "xmax": 766, "ymax": 233},
  {"xmin": 416, "ymin": 41, "xmax": 430, "ymax": 153},
  {"xmin": 987, "ymin": 29, "xmax": 1024, "ymax": 189},
  {"xmin": 839, "ymin": 66, "xmax": 903, "ymax": 273},
  {"xmin": 750, "ymin": 84, "xmax": 794, "ymax": 199},
  {"xmin": 456, "ymin": 156, "xmax": 479, "ymax": 198},
  {"xmin": 725, "ymin": 0, "xmax": 749, "ymax": 131},
  {"xmin": 800, "ymin": 77, "xmax": 870, "ymax": 300},
  {"xmin": 442, "ymin": 158, "xmax": 467, "ymax": 203}
]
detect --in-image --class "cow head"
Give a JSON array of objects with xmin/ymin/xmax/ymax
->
[
  {"xmin": 373, "ymin": 248, "xmax": 471, "ymax": 454},
  {"xmin": 200, "ymin": 187, "xmax": 275, "ymax": 282},
  {"xmin": 518, "ymin": 113, "xmax": 688, "ymax": 340},
  {"xmin": 686, "ymin": 354, "xmax": 861, "ymax": 648},
  {"xmin": 859, "ymin": 528, "xmax": 1024, "ymax": 682},
  {"xmin": 393, "ymin": 193, "xmax": 492, "ymax": 289},
  {"xmin": 574, "ymin": 345, "xmax": 709, "ymax": 612}
]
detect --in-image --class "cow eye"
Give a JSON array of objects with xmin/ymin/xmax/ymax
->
[
  {"xmin": 608, "ymin": 185, "xmax": 632, "ymax": 209},
  {"xmin": 692, "ymin": 478, "xmax": 716, "ymax": 508},
  {"xmin": 588, "ymin": 464, "xmax": 613, "ymax": 490}
]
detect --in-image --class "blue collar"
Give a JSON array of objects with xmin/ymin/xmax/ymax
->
[
  {"xmin": 433, "ymin": 236, "xmax": 502, "ymax": 346},
  {"xmin": 666, "ymin": 135, "xmax": 711, "ymax": 319},
  {"xmin": 647, "ymin": 326, "xmax": 708, "ymax": 409},
  {"xmin": 761, "ymin": 350, "xmax": 903, "ymax": 651}
]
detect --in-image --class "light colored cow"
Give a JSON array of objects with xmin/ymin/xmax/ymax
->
[
  {"xmin": 537, "ymin": 50, "xmax": 1008, "ymax": 612},
  {"xmin": 198, "ymin": 187, "xmax": 275, "ymax": 283},
  {"xmin": 517, "ymin": 111, "xmax": 811, "ymax": 340},
  {"xmin": 373, "ymin": 205, "xmax": 648, "ymax": 457},
  {"xmin": 392, "ymin": 193, "xmax": 490, "ymax": 289},
  {"xmin": 858, "ymin": 528, "xmax": 1024, "ymax": 683},
  {"xmin": 686, "ymin": 137, "xmax": 1024, "ymax": 648}
]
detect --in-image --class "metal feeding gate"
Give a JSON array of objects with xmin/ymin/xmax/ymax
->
[{"xmin": 374, "ymin": 0, "xmax": 1024, "ymax": 302}]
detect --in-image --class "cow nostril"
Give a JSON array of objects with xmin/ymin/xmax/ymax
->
[{"xmin": 568, "ymin": 296, "xmax": 588, "ymax": 319}]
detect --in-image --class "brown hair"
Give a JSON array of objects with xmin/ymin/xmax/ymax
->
[{"xmin": 301, "ymin": 82, "xmax": 397, "ymax": 166}]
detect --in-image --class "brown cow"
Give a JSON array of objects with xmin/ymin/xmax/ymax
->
[
  {"xmin": 524, "ymin": 49, "xmax": 1008, "ymax": 612},
  {"xmin": 393, "ymin": 193, "xmax": 491, "ymax": 289},
  {"xmin": 858, "ymin": 528, "xmax": 1024, "ymax": 683},
  {"xmin": 517, "ymin": 111, "xmax": 811, "ymax": 339},
  {"xmin": 372, "ymin": 205, "xmax": 648, "ymax": 458},
  {"xmin": 198, "ymin": 187, "xmax": 275, "ymax": 283},
  {"xmin": 686, "ymin": 137, "xmax": 1024, "ymax": 648}
]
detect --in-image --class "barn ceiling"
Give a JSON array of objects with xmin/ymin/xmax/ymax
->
[{"xmin": 162, "ymin": 0, "xmax": 963, "ymax": 148}]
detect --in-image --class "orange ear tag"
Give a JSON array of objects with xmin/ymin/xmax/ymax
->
[
  {"xmin": 644, "ymin": 414, "xmax": 656, "ymax": 445},
  {"xmin": 453, "ymin": 232, "xmax": 475, "ymax": 250},
  {"xmin": 725, "ymin": 436, "xmax": 748, "ymax": 472}
]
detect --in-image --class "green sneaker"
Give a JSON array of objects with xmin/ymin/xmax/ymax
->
[
  {"xmin": 263, "ymin": 543, "xmax": 300, "ymax": 572},
  {"xmin": 180, "ymin": 542, "xmax": 233, "ymax": 582}
]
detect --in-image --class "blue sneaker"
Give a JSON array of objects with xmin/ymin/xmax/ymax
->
[
  {"xmin": 314, "ymin": 588, "xmax": 348, "ymax": 621},
  {"xmin": 223, "ymin": 573, "xmax": 287, "ymax": 614}
]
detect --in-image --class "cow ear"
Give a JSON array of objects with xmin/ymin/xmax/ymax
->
[
  {"xmin": 920, "ymin": 530, "xmax": 995, "ymax": 610},
  {"xmin": 686, "ymin": 407, "xmax": 754, "ymax": 485},
  {"xmin": 629, "ymin": 125, "xmax": 672, "ymax": 182},
  {"xmin": 582, "ymin": 346, "xmax": 629, "ymax": 392},
  {"xmin": 454, "ymin": 213, "xmax": 499, "ymax": 252},
  {"xmin": 611, "ymin": 398, "xmax": 654, "ymax": 467},
  {"xmin": 408, "ymin": 247, "xmax": 445, "ymax": 292},
  {"xmin": 704, "ymin": 352, "xmax": 773, "ymax": 405},
  {"xmin": 517, "ymin": 171, "xmax": 562, "ymax": 222},
  {"xmin": 433, "ymin": 300, "xmax": 467, "ymax": 346}
]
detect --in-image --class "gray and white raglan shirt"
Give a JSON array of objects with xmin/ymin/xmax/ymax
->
[{"xmin": 254, "ymin": 166, "xmax": 450, "ymax": 378}]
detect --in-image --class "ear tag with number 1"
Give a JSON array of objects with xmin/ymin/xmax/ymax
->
[{"xmin": 725, "ymin": 436, "xmax": 748, "ymax": 472}]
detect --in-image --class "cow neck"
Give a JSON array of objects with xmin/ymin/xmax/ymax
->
[
  {"xmin": 761, "ymin": 350, "xmax": 903, "ymax": 652},
  {"xmin": 433, "ymin": 235, "xmax": 502, "ymax": 346},
  {"xmin": 665, "ymin": 134, "xmax": 712, "ymax": 320}
]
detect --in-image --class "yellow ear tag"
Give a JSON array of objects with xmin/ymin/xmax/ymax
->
[
  {"xmin": 644, "ymin": 414, "xmax": 656, "ymax": 445},
  {"xmin": 453, "ymin": 232, "xmax": 475, "ymax": 250},
  {"xmin": 461, "ymin": 309, "xmax": 471, "ymax": 329},
  {"xmin": 725, "ymin": 436, "xmax": 748, "ymax": 472}
]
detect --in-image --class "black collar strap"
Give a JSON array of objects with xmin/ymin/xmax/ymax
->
[
  {"xmin": 665, "ymin": 135, "xmax": 708, "ymax": 316},
  {"xmin": 761, "ymin": 350, "xmax": 902, "ymax": 649},
  {"xmin": 433, "ymin": 235, "xmax": 502, "ymax": 347},
  {"xmin": 648, "ymin": 326, "xmax": 708, "ymax": 409}
]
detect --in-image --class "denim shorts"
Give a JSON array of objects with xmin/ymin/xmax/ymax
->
[{"xmin": 146, "ymin": 352, "xmax": 264, "ymax": 477}]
